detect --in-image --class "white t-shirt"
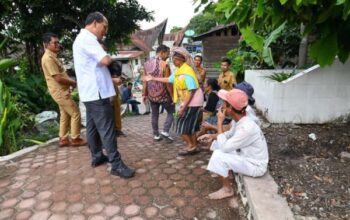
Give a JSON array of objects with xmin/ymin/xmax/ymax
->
[{"xmin": 73, "ymin": 29, "xmax": 116, "ymax": 102}]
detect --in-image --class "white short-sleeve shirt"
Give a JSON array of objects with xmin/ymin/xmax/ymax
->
[{"xmin": 73, "ymin": 29, "xmax": 116, "ymax": 102}]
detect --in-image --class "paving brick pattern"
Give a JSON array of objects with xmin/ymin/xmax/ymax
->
[{"xmin": 0, "ymin": 115, "xmax": 240, "ymax": 219}]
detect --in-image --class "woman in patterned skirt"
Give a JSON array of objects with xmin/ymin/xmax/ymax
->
[{"xmin": 144, "ymin": 47, "xmax": 204, "ymax": 156}]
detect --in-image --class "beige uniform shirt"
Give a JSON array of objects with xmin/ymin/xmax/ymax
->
[
  {"xmin": 41, "ymin": 49, "xmax": 70, "ymax": 100},
  {"xmin": 218, "ymin": 71, "xmax": 236, "ymax": 91}
]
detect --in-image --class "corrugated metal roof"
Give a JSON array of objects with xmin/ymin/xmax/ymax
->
[
  {"xmin": 112, "ymin": 51, "xmax": 144, "ymax": 60},
  {"xmin": 192, "ymin": 23, "xmax": 237, "ymax": 40},
  {"xmin": 163, "ymin": 26, "xmax": 187, "ymax": 46}
]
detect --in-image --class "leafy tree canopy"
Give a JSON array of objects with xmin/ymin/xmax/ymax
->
[
  {"xmin": 170, "ymin": 26, "xmax": 183, "ymax": 33},
  {"xmin": 188, "ymin": 12, "xmax": 217, "ymax": 35},
  {"xmin": 0, "ymin": 0, "xmax": 153, "ymax": 67},
  {"xmin": 1, "ymin": 0, "xmax": 153, "ymax": 45},
  {"xmin": 195, "ymin": 0, "xmax": 350, "ymax": 67}
]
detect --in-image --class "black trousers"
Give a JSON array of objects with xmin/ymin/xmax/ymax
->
[{"xmin": 84, "ymin": 98, "xmax": 122, "ymax": 170}]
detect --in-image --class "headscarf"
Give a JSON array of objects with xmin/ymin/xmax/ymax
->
[
  {"xmin": 171, "ymin": 47, "xmax": 199, "ymax": 77},
  {"xmin": 171, "ymin": 47, "xmax": 200, "ymax": 103}
]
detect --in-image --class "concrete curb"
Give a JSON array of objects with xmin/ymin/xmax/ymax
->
[
  {"xmin": 0, "ymin": 137, "xmax": 59, "ymax": 162},
  {"xmin": 0, "ymin": 129, "xmax": 87, "ymax": 163},
  {"xmin": 235, "ymin": 172, "xmax": 295, "ymax": 220}
]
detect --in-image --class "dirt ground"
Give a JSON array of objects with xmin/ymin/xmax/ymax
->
[{"xmin": 263, "ymin": 120, "xmax": 350, "ymax": 220}]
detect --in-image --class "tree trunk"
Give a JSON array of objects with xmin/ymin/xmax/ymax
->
[
  {"xmin": 34, "ymin": 44, "xmax": 40, "ymax": 72},
  {"xmin": 298, "ymin": 24, "xmax": 308, "ymax": 68},
  {"xmin": 25, "ymin": 42, "xmax": 34, "ymax": 72}
]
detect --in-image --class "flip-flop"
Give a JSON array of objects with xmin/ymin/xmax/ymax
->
[{"xmin": 178, "ymin": 148, "xmax": 200, "ymax": 156}]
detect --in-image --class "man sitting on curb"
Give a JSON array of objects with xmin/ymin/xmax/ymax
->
[{"xmin": 198, "ymin": 89, "xmax": 269, "ymax": 199}]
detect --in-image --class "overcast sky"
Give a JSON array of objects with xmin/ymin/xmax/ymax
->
[{"xmin": 137, "ymin": 0, "xmax": 201, "ymax": 33}]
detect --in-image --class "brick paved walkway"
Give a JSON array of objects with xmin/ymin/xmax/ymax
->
[{"xmin": 0, "ymin": 115, "xmax": 240, "ymax": 220}]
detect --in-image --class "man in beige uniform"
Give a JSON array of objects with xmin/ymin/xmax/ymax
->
[
  {"xmin": 218, "ymin": 57, "xmax": 236, "ymax": 91},
  {"xmin": 41, "ymin": 32, "xmax": 87, "ymax": 147}
]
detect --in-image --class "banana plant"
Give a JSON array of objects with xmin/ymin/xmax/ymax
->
[
  {"xmin": 0, "ymin": 79, "xmax": 21, "ymax": 155},
  {"xmin": 0, "ymin": 38, "xmax": 21, "ymax": 155},
  {"xmin": 240, "ymin": 22, "xmax": 287, "ymax": 67}
]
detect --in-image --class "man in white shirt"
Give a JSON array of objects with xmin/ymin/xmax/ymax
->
[
  {"xmin": 73, "ymin": 12, "xmax": 134, "ymax": 178},
  {"xmin": 199, "ymin": 89, "xmax": 268, "ymax": 199}
]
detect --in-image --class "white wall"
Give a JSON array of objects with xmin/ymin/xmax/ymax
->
[{"xmin": 245, "ymin": 59, "xmax": 350, "ymax": 123}]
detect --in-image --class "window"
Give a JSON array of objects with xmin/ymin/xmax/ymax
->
[{"xmin": 232, "ymin": 27, "xmax": 238, "ymax": 36}]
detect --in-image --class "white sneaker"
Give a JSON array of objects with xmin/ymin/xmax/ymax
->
[
  {"xmin": 153, "ymin": 135, "xmax": 162, "ymax": 141},
  {"xmin": 160, "ymin": 131, "xmax": 174, "ymax": 141}
]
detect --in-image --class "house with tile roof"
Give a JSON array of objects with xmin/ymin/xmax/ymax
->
[{"xmin": 114, "ymin": 19, "xmax": 168, "ymax": 78}]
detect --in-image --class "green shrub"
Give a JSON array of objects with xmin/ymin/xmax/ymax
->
[
  {"xmin": 1, "ymin": 58, "xmax": 57, "ymax": 114},
  {"xmin": 0, "ymin": 80, "xmax": 21, "ymax": 155},
  {"xmin": 263, "ymin": 72, "xmax": 295, "ymax": 82}
]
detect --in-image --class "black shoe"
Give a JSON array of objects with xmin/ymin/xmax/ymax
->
[
  {"xmin": 116, "ymin": 130, "xmax": 126, "ymax": 137},
  {"xmin": 143, "ymin": 111, "xmax": 151, "ymax": 115},
  {"xmin": 91, "ymin": 156, "xmax": 109, "ymax": 167},
  {"xmin": 111, "ymin": 163, "xmax": 135, "ymax": 178}
]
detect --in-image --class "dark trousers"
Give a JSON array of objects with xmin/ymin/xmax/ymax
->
[
  {"xmin": 84, "ymin": 98, "xmax": 122, "ymax": 170},
  {"xmin": 150, "ymin": 101, "xmax": 175, "ymax": 135},
  {"xmin": 126, "ymin": 99, "xmax": 140, "ymax": 114}
]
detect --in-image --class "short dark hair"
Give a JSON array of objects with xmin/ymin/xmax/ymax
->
[
  {"xmin": 156, "ymin": 45, "xmax": 169, "ymax": 53},
  {"xmin": 206, "ymin": 78, "xmax": 220, "ymax": 91},
  {"xmin": 42, "ymin": 33, "xmax": 58, "ymax": 44},
  {"xmin": 127, "ymin": 82, "xmax": 133, "ymax": 86},
  {"xmin": 194, "ymin": 55, "xmax": 203, "ymax": 62},
  {"xmin": 221, "ymin": 57, "xmax": 232, "ymax": 65},
  {"xmin": 85, "ymin": 12, "xmax": 105, "ymax": 26}
]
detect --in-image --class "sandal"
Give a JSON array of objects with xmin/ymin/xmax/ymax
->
[{"xmin": 178, "ymin": 148, "xmax": 200, "ymax": 156}]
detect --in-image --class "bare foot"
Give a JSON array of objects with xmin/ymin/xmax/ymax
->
[{"xmin": 208, "ymin": 187, "xmax": 234, "ymax": 200}]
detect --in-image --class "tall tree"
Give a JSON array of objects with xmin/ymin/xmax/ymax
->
[
  {"xmin": 0, "ymin": 0, "xmax": 153, "ymax": 71},
  {"xmin": 195, "ymin": 0, "xmax": 350, "ymax": 67},
  {"xmin": 188, "ymin": 12, "xmax": 217, "ymax": 35}
]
